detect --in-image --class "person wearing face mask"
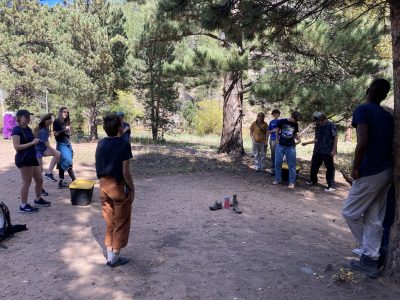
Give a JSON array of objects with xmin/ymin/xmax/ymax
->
[
  {"xmin": 302, "ymin": 112, "xmax": 338, "ymax": 192},
  {"xmin": 12, "ymin": 110, "xmax": 51, "ymax": 213}
]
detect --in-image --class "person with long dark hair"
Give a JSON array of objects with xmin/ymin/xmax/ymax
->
[
  {"xmin": 12, "ymin": 110, "xmax": 51, "ymax": 213},
  {"xmin": 53, "ymin": 107, "xmax": 76, "ymax": 188}
]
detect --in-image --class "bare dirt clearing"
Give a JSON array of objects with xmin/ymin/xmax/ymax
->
[{"xmin": 1, "ymin": 139, "xmax": 399, "ymax": 300}]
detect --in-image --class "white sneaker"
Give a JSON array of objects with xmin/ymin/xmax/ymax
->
[
  {"xmin": 352, "ymin": 248, "xmax": 364, "ymax": 257},
  {"xmin": 272, "ymin": 180, "xmax": 280, "ymax": 185},
  {"xmin": 288, "ymin": 183, "xmax": 295, "ymax": 189},
  {"xmin": 324, "ymin": 187, "xmax": 336, "ymax": 192}
]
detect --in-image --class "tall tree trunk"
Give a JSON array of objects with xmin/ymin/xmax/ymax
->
[
  {"xmin": 344, "ymin": 117, "xmax": 353, "ymax": 142},
  {"xmin": 217, "ymin": 71, "xmax": 244, "ymax": 155},
  {"xmin": 88, "ymin": 103, "xmax": 98, "ymax": 141},
  {"xmin": 387, "ymin": 0, "xmax": 400, "ymax": 277}
]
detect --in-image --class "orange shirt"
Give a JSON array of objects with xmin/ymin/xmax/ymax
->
[{"xmin": 250, "ymin": 121, "xmax": 268, "ymax": 143}]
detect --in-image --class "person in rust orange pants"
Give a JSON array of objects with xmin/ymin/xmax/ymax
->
[{"xmin": 96, "ymin": 113, "xmax": 134, "ymax": 268}]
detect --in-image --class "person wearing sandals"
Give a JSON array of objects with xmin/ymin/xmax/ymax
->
[
  {"xmin": 250, "ymin": 112, "xmax": 268, "ymax": 172},
  {"xmin": 53, "ymin": 107, "xmax": 76, "ymax": 189},
  {"xmin": 34, "ymin": 113, "xmax": 61, "ymax": 195},
  {"xmin": 12, "ymin": 110, "xmax": 51, "ymax": 213},
  {"xmin": 96, "ymin": 113, "xmax": 134, "ymax": 268}
]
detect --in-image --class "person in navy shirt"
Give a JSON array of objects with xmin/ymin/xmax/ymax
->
[
  {"xmin": 268, "ymin": 109, "xmax": 281, "ymax": 175},
  {"xmin": 96, "ymin": 113, "xmax": 135, "ymax": 268},
  {"xmin": 12, "ymin": 110, "xmax": 51, "ymax": 213},
  {"xmin": 342, "ymin": 79, "xmax": 394, "ymax": 278}
]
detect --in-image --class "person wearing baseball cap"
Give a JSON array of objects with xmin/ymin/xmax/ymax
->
[
  {"xmin": 12, "ymin": 110, "xmax": 51, "ymax": 213},
  {"xmin": 302, "ymin": 112, "xmax": 338, "ymax": 192}
]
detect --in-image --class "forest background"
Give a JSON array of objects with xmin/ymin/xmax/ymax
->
[{"xmin": 1, "ymin": 0, "xmax": 400, "ymax": 280}]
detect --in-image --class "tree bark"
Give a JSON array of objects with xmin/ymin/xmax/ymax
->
[
  {"xmin": 217, "ymin": 71, "xmax": 244, "ymax": 155},
  {"xmin": 387, "ymin": 0, "xmax": 400, "ymax": 277},
  {"xmin": 88, "ymin": 103, "xmax": 98, "ymax": 141},
  {"xmin": 344, "ymin": 117, "xmax": 353, "ymax": 142}
]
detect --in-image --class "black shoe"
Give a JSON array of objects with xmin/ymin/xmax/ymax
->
[
  {"xmin": 350, "ymin": 254, "xmax": 378, "ymax": 278},
  {"xmin": 41, "ymin": 189, "xmax": 49, "ymax": 196},
  {"xmin": 109, "ymin": 256, "xmax": 130, "ymax": 268},
  {"xmin": 232, "ymin": 195, "xmax": 242, "ymax": 214},
  {"xmin": 34, "ymin": 198, "xmax": 51, "ymax": 207},
  {"xmin": 306, "ymin": 181, "xmax": 316, "ymax": 185},
  {"xmin": 44, "ymin": 172, "xmax": 57, "ymax": 182},
  {"xmin": 209, "ymin": 201, "xmax": 223, "ymax": 211},
  {"xmin": 18, "ymin": 204, "xmax": 39, "ymax": 213},
  {"xmin": 378, "ymin": 246, "xmax": 389, "ymax": 274},
  {"xmin": 58, "ymin": 180, "xmax": 69, "ymax": 189}
]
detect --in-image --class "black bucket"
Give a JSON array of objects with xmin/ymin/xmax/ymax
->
[{"xmin": 69, "ymin": 179, "xmax": 95, "ymax": 206}]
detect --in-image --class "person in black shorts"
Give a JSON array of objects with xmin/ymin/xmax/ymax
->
[{"xmin": 12, "ymin": 110, "xmax": 51, "ymax": 213}]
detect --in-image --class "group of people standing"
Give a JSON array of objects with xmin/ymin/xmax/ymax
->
[
  {"xmin": 11, "ymin": 108, "xmax": 134, "ymax": 268},
  {"xmin": 250, "ymin": 78, "xmax": 395, "ymax": 278},
  {"xmin": 11, "ymin": 107, "xmax": 75, "ymax": 213},
  {"xmin": 250, "ymin": 109, "xmax": 337, "ymax": 190}
]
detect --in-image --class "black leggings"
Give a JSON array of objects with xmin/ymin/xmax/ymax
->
[{"xmin": 59, "ymin": 167, "xmax": 76, "ymax": 181}]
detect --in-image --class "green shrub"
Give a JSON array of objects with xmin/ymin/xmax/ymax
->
[{"xmin": 194, "ymin": 100, "xmax": 222, "ymax": 135}]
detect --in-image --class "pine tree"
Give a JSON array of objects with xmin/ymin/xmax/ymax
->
[{"xmin": 134, "ymin": 21, "xmax": 179, "ymax": 141}]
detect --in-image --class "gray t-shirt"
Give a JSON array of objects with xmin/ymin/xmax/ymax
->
[{"xmin": 314, "ymin": 121, "xmax": 336, "ymax": 155}]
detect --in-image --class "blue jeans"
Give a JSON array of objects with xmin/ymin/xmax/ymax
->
[{"xmin": 274, "ymin": 144, "xmax": 297, "ymax": 184}]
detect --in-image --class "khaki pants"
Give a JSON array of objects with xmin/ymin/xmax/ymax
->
[
  {"xmin": 342, "ymin": 168, "xmax": 392, "ymax": 259},
  {"xmin": 100, "ymin": 176, "xmax": 132, "ymax": 251}
]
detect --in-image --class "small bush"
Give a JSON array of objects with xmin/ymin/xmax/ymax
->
[{"xmin": 194, "ymin": 100, "xmax": 222, "ymax": 135}]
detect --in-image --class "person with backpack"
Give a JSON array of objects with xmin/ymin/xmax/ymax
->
[
  {"xmin": 96, "ymin": 113, "xmax": 135, "ymax": 267},
  {"xmin": 250, "ymin": 112, "xmax": 269, "ymax": 172},
  {"xmin": 34, "ymin": 113, "xmax": 61, "ymax": 195},
  {"xmin": 12, "ymin": 110, "xmax": 51, "ymax": 213},
  {"xmin": 53, "ymin": 107, "xmax": 76, "ymax": 189}
]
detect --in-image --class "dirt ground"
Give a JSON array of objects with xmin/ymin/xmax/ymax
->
[{"xmin": 1, "ymin": 138, "xmax": 400, "ymax": 300}]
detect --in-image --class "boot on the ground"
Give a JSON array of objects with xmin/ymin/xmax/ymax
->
[{"xmin": 232, "ymin": 195, "xmax": 242, "ymax": 214}]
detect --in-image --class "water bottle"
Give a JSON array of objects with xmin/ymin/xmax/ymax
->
[{"xmin": 224, "ymin": 196, "xmax": 230, "ymax": 209}]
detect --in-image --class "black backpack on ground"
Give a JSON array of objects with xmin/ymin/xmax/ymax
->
[
  {"xmin": 0, "ymin": 202, "xmax": 27, "ymax": 244},
  {"xmin": 0, "ymin": 202, "xmax": 13, "ymax": 241}
]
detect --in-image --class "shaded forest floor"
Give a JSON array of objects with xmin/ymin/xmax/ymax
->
[{"xmin": 1, "ymin": 139, "xmax": 399, "ymax": 299}]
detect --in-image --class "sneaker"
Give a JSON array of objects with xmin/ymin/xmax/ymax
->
[
  {"xmin": 44, "ymin": 172, "xmax": 57, "ymax": 182},
  {"xmin": 58, "ymin": 180, "xmax": 69, "ymax": 189},
  {"xmin": 209, "ymin": 201, "xmax": 223, "ymax": 211},
  {"xmin": 325, "ymin": 186, "xmax": 336, "ymax": 192},
  {"xmin": 18, "ymin": 203, "xmax": 39, "ymax": 213},
  {"xmin": 41, "ymin": 189, "xmax": 49, "ymax": 197},
  {"xmin": 288, "ymin": 183, "xmax": 295, "ymax": 189},
  {"xmin": 306, "ymin": 181, "xmax": 316, "ymax": 185},
  {"xmin": 352, "ymin": 248, "xmax": 364, "ymax": 257},
  {"xmin": 34, "ymin": 198, "xmax": 51, "ymax": 207},
  {"xmin": 272, "ymin": 180, "xmax": 280, "ymax": 185},
  {"xmin": 350, "ymin": 254, "xmax": 378, "ymax": 278}
]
